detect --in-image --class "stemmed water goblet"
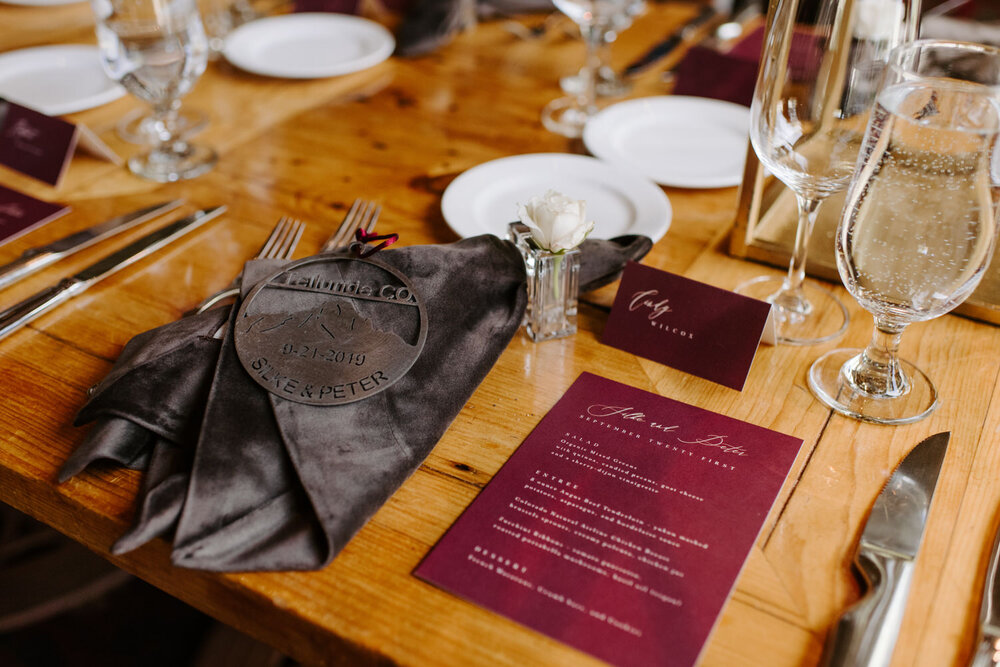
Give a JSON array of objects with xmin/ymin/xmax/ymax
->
[
  {"xmin": 559, "ymin": 0, "xmax": 644, "ymax": 99},
  {"xmin": 113, "ymin": 0, "xmax": 256, "ymax": 145},
  {"xmin": 737, "ymin": 0, "xmax": 918, "ymax": 344},
  {"xmin": 809, "ymin": 39, "xmax": 1000, "ymax": 425},
  {"xmin": 92, "ymin": 0, "xmax": 218, "ymax": 182},
  {"xmin": 541, "ymin": 0, "xmax": 636, "ymax": 138}
]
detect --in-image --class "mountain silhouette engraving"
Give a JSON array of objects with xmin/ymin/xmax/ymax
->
[{"xmin": 241, "ymin": 300, "xmax": 421, "ymax": 384}]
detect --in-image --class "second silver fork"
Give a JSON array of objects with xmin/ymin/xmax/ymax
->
[
  {"xmin": 191, "ymin": 216, "xmax": 305, "ymax": 314},
  {"xmin": 322, "ymin": 199, "xmax": 381, "ymax": 252}
]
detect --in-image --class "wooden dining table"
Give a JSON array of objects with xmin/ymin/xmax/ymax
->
[{"xmin": 2, "ymin": 2, "xmax": 999, "ymax": 665}]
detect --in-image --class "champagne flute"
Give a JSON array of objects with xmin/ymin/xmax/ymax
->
[
  {"xmin": 737, "ymin": 0, "xmax": 919, "ymax": 344},
  {"xmin": 92, "ymin": 0, "xmax": 218, "ymax": 182},
  {"xmin": 809, "ymin": 39, "xmax": 1000, "ymax": 425},
  {"xmin": 541, "ymin": 0, "xmax": 635, "ymax": 138}
]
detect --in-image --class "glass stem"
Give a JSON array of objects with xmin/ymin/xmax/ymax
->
[
  {"xmin": 150, "ymin": 99, "xmax": 182, "ymax": 152},
  {"xmin": 594, "ymin": 26, "xmax": 614, "ymax": 82},
  {"xmin": 769, "ymin": 193, "xmax": 822, "ymax": 319},
  {"xmin": 846, "ymin": 318, "xmax": 910, "ymax": 398},
  {"xmin": 785, "ymin": 193, "xmax": 821, "ymax": 295},
  {"xmin": 577, "ymin": 22, "xmax": 603, "ymax": 115}
]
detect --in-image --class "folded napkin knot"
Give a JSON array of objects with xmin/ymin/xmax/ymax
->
[{"xmin": 351, "ymin": 227, "xmax": 399, "ymax": 258}]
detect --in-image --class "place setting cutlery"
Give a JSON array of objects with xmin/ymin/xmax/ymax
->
[
  {"xmin": 321, "ymin": 198, "xmax": 381, "ymax": 252},
  {"xmin": 972, "ymin": 516, "xmax": 1000, "ymax": 667},
  {"xmin": 187, "ymin": 216, "xmax": 305, "ymax": 316},
  {"xmin": 0, "ymin": 200, "xmax": 182, "ymax": 292},
  {"xmin": 820, "ymin": 432, "xmax": 950, "ymax": 667},
  {"xmin": 622, "ymin": 1, "xmax": 720, "ymax": 79},
  {"xmin": 0, "ymin": 206, "xmax": 226, "ymax": 342},
  {"xmin": 187, "ymin": 198, "xmax": 382, "ymax": 321}
]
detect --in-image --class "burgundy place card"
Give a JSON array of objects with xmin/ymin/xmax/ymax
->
[
  {"xmin": 0, "ymin": 184, "xmax": 69, "ymax": 246},
  {"xmin": 0, "ymin": 98, "xmax": 120, "ymax": 187},
  {"xmin": 601, "ymin": 262, "xmax": 774, "ymax": 391},
  {"xmin": 0, "ymin": 99, "xmax": 79, "ymax": 186},
  {"xmin": 416, "ymin": 372, "xmax": 803, "ymax": 667}
]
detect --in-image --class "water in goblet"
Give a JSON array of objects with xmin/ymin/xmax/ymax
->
[
  {"xmin": 809, "ymin": 40, "xmax": 1000, "ymax": 425},
  {"xmin": 94, "ymin": 0, "xmax": 217, "ymax": 182}
]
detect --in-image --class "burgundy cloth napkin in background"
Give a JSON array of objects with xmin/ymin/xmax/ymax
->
[
  {"xmin": 672, "ymin": 27, "xmax": 763, "ymax": 107},
  {"xmin": 671, "ymin": 44, "xmax": 759, "ymax": 107},
  {"xmin": 672, "ymin": 26, "xmax": 821, "ymax": 108}
]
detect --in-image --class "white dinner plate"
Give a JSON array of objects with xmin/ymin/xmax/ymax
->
[
  {"xmin": 441, "ymin": 153, "xmax": 672, "ymax": 242},
  {"xmin": 583, "ymin": 96, "xmax": 751, "ymax": 189},
  {"xmin": 0, "ymin": 45, "xmax": 124, "ymax": 116},
  {"xmin": 223, "ymin": 13, "xmax": 395, "ymax": 79}
]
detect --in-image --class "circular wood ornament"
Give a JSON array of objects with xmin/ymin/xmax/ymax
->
[{"xmin": 234, "ymin": 255, "xmax": 427, "ymax": 405}]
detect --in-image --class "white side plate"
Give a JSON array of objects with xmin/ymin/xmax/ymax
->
[
  {"xmin": 223, "ymin": 13, "xmax": 395, "ymax": 79},
  {"xmin": 584, "ymin": 96, "xmax": 751, "ymax": 189},
  {"xmin": 0, "ymin": 45, "xmax": 124, "ymax": 116},
  {"xmin": 441, "ymin": 153, "xmax": 672, "ymax": 242}
]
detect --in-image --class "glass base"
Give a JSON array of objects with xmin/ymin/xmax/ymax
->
[
  {"xmin": 560, "ymin": 66, "xmax": 630, "ymax": 98},
  {"xmin": 117, "ymin": 107, "xmax": 208, "ymax": 145},
  {"xmin": 128, "ymin": 141, "xmax": 217, "ymax": 182},
  {"xmin": 541, "ymin": 96, "xmax": 593, "ymax": 138},
  {"xmin": 736, "ymin": 275, "xmax": 848, "ymax": 345},
  {"xmin": 808, "ymin": 348, "xmax": 938, "ymax": 425}
]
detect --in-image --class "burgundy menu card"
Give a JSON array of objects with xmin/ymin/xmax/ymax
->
[
  {"xmin": 416, "ymin": 373, "xmax": 803, "ymax": 666},
  {"xmin": 0, "ymin": 184, "xmax": 69, "ymax": 246},
  {"xmin": 602, "ymin": 262, "xmax": 774, "ymax": 391}
]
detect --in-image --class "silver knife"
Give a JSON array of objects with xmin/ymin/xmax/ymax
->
[
  {"xmin": 0, "ymin": 199, "xmax": 183, "ymax": 291},
  {"xmin": 970, "ymin": 510, "xmax": 1000, "ymax": 666},
  {"xmin": 820, "ymin": 431, "xmax": 951, "ymax": 667},
  {"xmin": 0, "ymin": 206, "xmax": 226, "ymax": 342},
  {"xmin": 623, "ymin": 3, "xmax": 719, "ymax": 77}
]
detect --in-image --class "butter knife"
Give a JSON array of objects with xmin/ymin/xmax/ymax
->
[
  {"xmin": 623, "ymin": 3, "xmax": 718, "ymax": 77},
  {"xmin": 0, "ymin": 206, "xmax": 225, "ymax": 342},
  {"xmin": 970, "ymin": 512, "xmax": 1000, "ymax": 666},
  {"xmin": 820, "ymin": 432, "xmax": 951, "ymax": 667},
  {"xmin": 0, "ymin": 199, "xmax": 183, "ymax": 291}
]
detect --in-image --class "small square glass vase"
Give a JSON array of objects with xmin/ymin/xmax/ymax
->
[{"xmin": 508, "ymin": 222, "xmax": 581, "ymax": 342}]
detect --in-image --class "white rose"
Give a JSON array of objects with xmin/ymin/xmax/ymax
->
[{"xmin": 517, "ymin": 190, "xmax": 596, "ymax": 253}]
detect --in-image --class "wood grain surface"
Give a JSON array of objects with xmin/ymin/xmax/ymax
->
[{"xmin": 1, "ymin": 3, "xmax": 997, "ymax": 666}]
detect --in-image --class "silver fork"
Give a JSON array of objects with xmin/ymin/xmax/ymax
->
[
  {"xmin": 190, "ymin": 216, "xmax": 305, "ymax": 315},
  {"xmin": 321, "ymin": 199, "xmax": 381, "ymax": 252}
]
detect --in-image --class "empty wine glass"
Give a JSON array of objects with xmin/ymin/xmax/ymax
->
[
  {"xmin": 92, "ymin": 0, "xmax": 217, "ymax": 182},
  {"xmin": 737, "ymin": 0, "xmax": 919, "ymax": 344},
  {"xmin": 809, "ymin": 40, "xmax": 1000, "ymax": 425},
  {"xmin": 541, "ymin": 0, "xmax": 636, "ymax": 138}
]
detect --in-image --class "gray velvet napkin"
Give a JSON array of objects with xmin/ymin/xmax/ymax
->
[{"xmin": 63, "ymin": 234, "xmax": 651, "ymax": 571}]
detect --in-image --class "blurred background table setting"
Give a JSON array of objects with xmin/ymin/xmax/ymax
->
[{"xmin": 4, "ymin": 0, "xmax": 1000, "ymax": 665}]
